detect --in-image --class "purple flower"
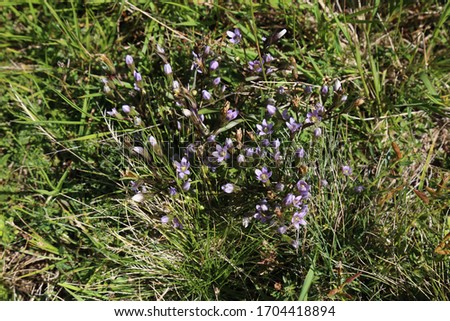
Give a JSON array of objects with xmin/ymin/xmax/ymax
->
[
  {"xmin": 182, "ymin": 179, "xmax": 191, "ymax": 191},
  {"xmin": 296, "ymin": 180, "xmax": 310, "ymax": 197},
  {"xmin": 212, "ymin": 144, "xmax": 229, "ymax": 163},
  {"xmin": 284, "ymin": 193, "xmax": 295, "ymax": 206},
  {"xmin": 263, "ymin": 53, "xmax": 274, "ymax": 63},
  {"xmin": 304, "ymin": 85, "xmax": 313, "ymax": 94},
  {"xmin": 172, "ymin": 217, "xmax": 183, "ymax": 229},
  {"xmin": 314, "ymin": 127, "xmax": 322, "ymax": 137},
  {"xmin": 281, "ymin": 109, "xmax": 290, "ymax": 121},
  {"xmin": 169, "ymin": 187, "xmax": 177, "ymax": 196},
  {"xmin": 256, "ymin": 119, "xmax": 273, "ymax": 136},
  {"xmin": 273, "ymin": 151, "xmax": 282, "ymax": 162},
  {"xmin": 295, "ymin": 148, "xmax": 305, "ymax": 158},
  {"xmin": 286, "ymin": 117, "xmax": 301, "ymax": 132},
  {"xmin": 305, "ymin": 110, "xmax": 321, "ymax": 123},
  {"xmin": 261, "ymin": 139, "xmax": 270, "ymax": 147},
  {"xmin": 267, "ymin": 104, "xmax": 277, "ymax": 116},
  {"xmin": 221, "ymin": 183, "xmax": 235, "ymax": 193},
  {"xmin": 224, "ymin": 138, "xmax": 233, "ymax": 149},
  {"xmin": 278, "ymin": 86, "xmax": 285, "ymax": 95},
  {"xmin": 207, "ymin": 135, "xmax": 216, "ymax": 142},
  {"xmin": 254, "ymin": 147, "xmax": 265, "ymax": 157},
  {"xmin": 255, "ymin": 167, "xmax": 272, "ymax": 183},
  {"xmin": 161, "ymin": 215, "xmax": 170, "ymax": 224},
  {"xmin": 256, "ymin": 201, "xmax": 269, "ymax": 213},
  {"xmin": 134, "ymin": 71, "xmax": 142, "ymax": 82},
  {"xmin": 342, "ymin": 165, "xmax": 352, "ymax": 176},
  {"xmin": 291, "ymin": 210, "xmax": 307, "ymax": 229},
  {"xmin": 210, "ymin": 60, "xmax": 219, "ymax": 70},
  {"xmin": 187, "ymin": 143, "xmax": 197, "ymax": 156},
  {"xmin": 292, "ymin": 195, "xmax": 303, "ymax": 208},
  {"xmin": 321, "ymin": 85, "xmax": 329, "ymax": 95},
  {"xmin": 237, "ymin": 154, "xmax": 245, "ymax": 164},
  {"xmin": 273, "ymin": 139, "xmax": 280, "ymax": 149},
  {"xmin": 130, "ymin": 181, "xmax": 139, "ymax": 193},
  {"xmin": 278, "ymin": 225, "xmax": 288, "ymax": 234},
  {"xmin": 226, "ymin": 109, "xmax": 239, "ymax": 120},
  {"xmin": 190, "ymin": 51, "xmax": 203, "ymax": 73},
  {"xmin": 106, "ymin": 108, "xmax": 118, "ymax": 117},
  {"xmin": 248, "ymin": 60, "xmax": 263, "ymax": 73},
  {"xmin": 174, "ymin": 157, "xmax": 191, "ymax": 179},
  {"xmin": 202, "ymin": 89, "xmax": 212, "ymax": 100},
  {"xmin": 204, "ymin": 46, "xmax": 211, "ymax": 55},
  {"xmin": 355, "ymin": 185, "xmax": 364, "ymax": 193},
  {"xmin": 213, "ymin": 77, "xmax": 221, "ymax": 86},
  {"xmin": 227, "ymin": 28, "xmax": 242, "ymax": 44},
  {"xmin": 275, "ymin": 182, "xmax": 285, "ymax": 191},
  {"xmin": 314, "ymin": 103, "xmax": 325, "ymax": 115},
  {"xmin": 254, "ymin": 200, "xmax": 270, "ymax": 223},
  {"xmin": 245, "ymin": 147, "xmax": 254, "ymax": 158},
  {"xmin": 163, "ymin": 63, "xmax": 172, "ymax": 75},
  {"xmin": 125, "ymin": 55, "xmax": 134, "ymax": 66},
  {"xmin": 122, "ymin": 105, "xmax": 131, "ymax": 113}
]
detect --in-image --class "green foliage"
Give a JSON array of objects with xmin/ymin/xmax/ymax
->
[{"xmin": 0, "ymin": 0, "xmax": 449, "ymax": 301}]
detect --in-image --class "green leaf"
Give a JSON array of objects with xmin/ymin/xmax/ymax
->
[
  {"xmin": 214, "ymin": 119, "xmax": 245, "ymax": 135},
  {"xmin": 419, "ymin": 72, "xmax": 438, "ymax": 96},
  {"xmin": 298, "ymin": 267, "xmax": 315, "ymax": 301}
]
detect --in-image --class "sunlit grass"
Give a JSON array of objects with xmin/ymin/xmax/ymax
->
[{"xmin": 0, "ymin": 0, "xmax": 449, "ymax": 301}]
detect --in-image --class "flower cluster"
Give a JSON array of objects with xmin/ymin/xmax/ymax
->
[{"xmin": 101, "ymin": 27, "xmax": 359, "ymax": 247}]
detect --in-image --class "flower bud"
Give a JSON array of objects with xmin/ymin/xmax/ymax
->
[
  {"xmin": 132, "ymin": 193, "xmax": 145, "ymax": 203},
  {"xmin": 125, "ymin": 55, "xmax": 134, "ymax": 66},
  {"xmin": 210, "ymin": 60, "xmax": 219, "ymax": 70},
  {"xmin": 122, "ymin": 105, "xmax": 131, "ymax": 113},
  {"xmin": 333, "ymin": 79, "xmax": 342, "ymax": 92},
  {"xmin": 163, "ymin": 63, "xmax": 172, "ymax": 75}
]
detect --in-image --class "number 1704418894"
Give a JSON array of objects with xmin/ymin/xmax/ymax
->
[{"xmin": 256, "ymin": 305, "xmax": 335, "ymax": 317}]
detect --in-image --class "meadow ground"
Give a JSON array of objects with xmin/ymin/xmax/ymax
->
[{"xmin": 0, "ymin": 0, "xmax": 449, "ymax": 300}]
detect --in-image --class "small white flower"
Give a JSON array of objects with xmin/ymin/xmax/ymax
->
[
  {"xmin": 156, "ymin": 44, "xmax": 165, "ymax": 54},
  {"xmin": 334, "ymin": 79, "xmax": 342, "ymax": 92},
  {"xmin": 242, "ymin": 217, "xmax": 251, "ymax": 228},
  {"xmin": 163, "ymin": 63, "xmax": 172, "ymax": 75},
  {"xmin": 148, "ymin": 136, "xmax": 157, "ymax": 147},
  {"xmin": 132, "ymin": 193, "xmax": 145, "ymax": 203},
  {"xmin": 221, "ymin": 183, "xmax": 235, "ymax": 194},
  {"xmin": 172, "ymin": 80, "xmax": 180, "ymax": 91},
  {"xmin": 182, "ymin": 109, "xmax": 192, "ymax": 117},
  {"xmin": 276, "ymin": 29, "xmax": 287, "ymax": 39},
  {"xmin": 133, "ymin": 146, "xmax": 144, "ymax": 156}
]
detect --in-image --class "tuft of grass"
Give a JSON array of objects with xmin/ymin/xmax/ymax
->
[{"xmin": 1, "ymin": 0, "xmax": 449, "ymax": 301}]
